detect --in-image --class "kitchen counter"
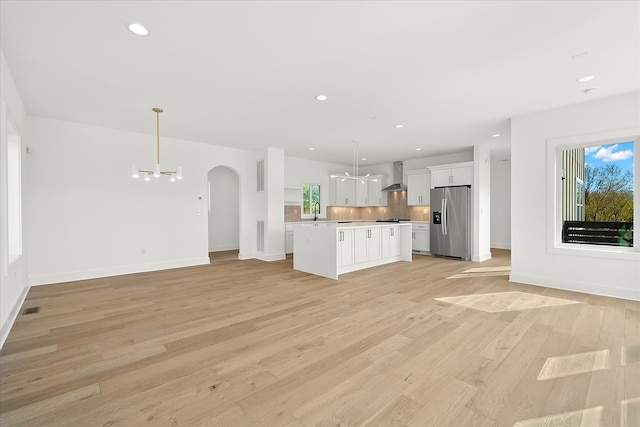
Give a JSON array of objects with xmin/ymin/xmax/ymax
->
[{"xmin": 293, "ymin": 222, "xmax": 412, "ymax": 280}]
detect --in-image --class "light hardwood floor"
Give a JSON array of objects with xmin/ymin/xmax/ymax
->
[{"xmin": 1, "ymin": 250, "xmax": 638, "ymax": 426}]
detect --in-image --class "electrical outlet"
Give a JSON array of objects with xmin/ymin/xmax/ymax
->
[
  {"xmin": 294, "ymin": 209, "xmax": 297, "ymax": 214},
  {"xmin": 423, "ymin": 209, "xmax": 428, "ymax": 214}
]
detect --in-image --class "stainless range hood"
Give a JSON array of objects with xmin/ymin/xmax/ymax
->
[{"xmin": 382, "ymin": 161, "xmax": 407, "ymax": 192}]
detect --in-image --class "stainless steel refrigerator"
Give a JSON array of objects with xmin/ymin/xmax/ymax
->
[{"xmin": 430, "ymin": 186, "xmax": 471, "ymax": 261}]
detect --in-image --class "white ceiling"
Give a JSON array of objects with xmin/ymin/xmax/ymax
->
[{"xmin": 1, "ymin": 1, "xmax": 638, "ymax": 166}]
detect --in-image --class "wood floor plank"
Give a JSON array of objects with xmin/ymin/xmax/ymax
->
[{"xmin": 1, "ymin": 250, "xmax": 638, "ymax": 426}]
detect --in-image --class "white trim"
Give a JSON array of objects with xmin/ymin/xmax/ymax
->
[
  {"xmin": 473, "ymin": 252, "xmax": 492, "ymax": 262},
  {"xmin": 255, "ymin": 252, "xmax": 286, "ymax": 262},
  {"xmin": 490, "ymin": 242, "xmax": 511, "ymax": 250},
  {"xmin": 29, "ymin": 257, "xmax": 211, "ymax": 286},
  {"xmin": 546, "ymin": 128, "xmax": 639, "ymax": 258},
  {"xmin": 0, "ymin": 284, "xmax": 29, "ymax": 350},
  {"xmin": 510, "ymin": 272, "xmax": 640, "ymax": 301},
  {"xmin": 208, "ymin": 244, "xmax": 240, "ymax": 252}
]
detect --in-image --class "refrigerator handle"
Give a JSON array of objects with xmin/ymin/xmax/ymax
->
[
  {"xmin": 443, "ymin": 197, "xmax": 448, "ymax": 235},
  {"xmin": 441, "ymin": 198, "xmax": 445, "ymax": 235}
]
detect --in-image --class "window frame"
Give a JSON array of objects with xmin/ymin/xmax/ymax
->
[
  {"xmin": 1, "ymin": 103, "xmax": 23, "ymax": 274},
  {"xmin": 546, "ymin": 128, "xmax": 639, "ymax": 260},
  {"xmin": 301, "ymin": 183, "xmax": 322, "ymax": 219}
]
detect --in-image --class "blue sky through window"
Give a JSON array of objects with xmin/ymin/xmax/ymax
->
[{"xmin": 584, "ymin": 141, "xmax": 634, "ymax": 177}]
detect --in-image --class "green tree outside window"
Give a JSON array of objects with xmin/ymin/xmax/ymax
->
[{"xmin": 303, "ymin": 184, "xmax": 321, "ymax": 215}]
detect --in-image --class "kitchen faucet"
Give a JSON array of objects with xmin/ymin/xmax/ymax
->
[{"xmin": 313, "ymin": 202, "xmax": 320, "ymax": 221}]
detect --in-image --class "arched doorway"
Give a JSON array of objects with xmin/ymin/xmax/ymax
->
[{"xmin": 207, "ymin": 166, "xmax": 240, "ymax": 262}]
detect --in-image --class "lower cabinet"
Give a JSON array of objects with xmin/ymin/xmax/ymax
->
[
  {"xmin": 382, "ymin": 226, "xmax": 401, "ymax": 258},
  {"xmin": 354, "ymin": 227, "xmax": 381, "ymax": 264},
  {"xmin": 293, "ymin": 223, "xmax": 412, "ymax": 280},
  {"xmin": 337, "ymin": 228, "xmax": 354, "ymax": 267},
  {"xmin": 285, "ymin": 224, "xmax": 294, "ymax": 254},
  {"xmin": 412, "ymin": 223, "xmax": 430, "ymax": 253}
]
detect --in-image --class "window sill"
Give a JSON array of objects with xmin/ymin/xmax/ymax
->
[{"xmin": 550, "ymin": 243, "xmax": 639, "ymax": 261}]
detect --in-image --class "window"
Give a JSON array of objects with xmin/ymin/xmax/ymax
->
[
  {"xmin": 7, "ymin": 124, "xmax": 22, "ymax": 264},
  {"xmin": 302, "ymin": 184, "xmax": 321, "ymax": 217},
  {"xmin": 550, "ymin": 132, "xmax": 638, "ymax": 255}
]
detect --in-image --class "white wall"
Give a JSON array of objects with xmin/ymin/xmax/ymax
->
[
  {"xmin": 0, "ymin": 51, "xmax": 29, "ymax": 348},
  {"xmin": 511, "ymin": 92, "xmax": 640, "ymax": 300},
  {"xmin": 473, "ymin": 145, "xmax": 491, "ymax": 261},
  {"xmin": 490, "ymin": 159, "xmax": 511, "ymax": 249},
  {"xmin": 208, "ymin": 166, "xmax": 239, "ymax": 252},
  {"xmin": 25, "ymin": 116, "xmax": 257, "ymax": 285},
  {"xmin": 265, "ymin": 147, "xmax": 285, "ymax": 260}
]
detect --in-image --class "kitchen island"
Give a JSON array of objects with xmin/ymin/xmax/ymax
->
[{"xmin": 293, "ymin": 222, "xmax": 412, "ymax": 280}]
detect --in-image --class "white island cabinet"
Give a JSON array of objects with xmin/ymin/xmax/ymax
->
[{"xmin": 293, "ymin": 222, "xmax": 412, "ymax": 280}]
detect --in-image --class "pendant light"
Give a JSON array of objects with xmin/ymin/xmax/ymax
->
[
  {"xmin": 132, "ymin": 108, "xmax": 182, "ymax": 182},
  {"xmin": 330, "ymin": 140, "xmax": 377, "ymax": 183}
]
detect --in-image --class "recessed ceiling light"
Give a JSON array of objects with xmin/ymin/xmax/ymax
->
[
  {"xmin": 583, "ymin": 88, "xmax": 597, "ymax": 95},
  {"xmin": 577, "ymin": 75, "xmax": 595, "ymax": 83},
  {"xmin": 315, "ymin": 95, "xmax": 327, "ymax": 101},
  {"xmin": 415, "ymin": 148, "xmax": 422, "ymax": 151},
  {"xmin": 492, "ymin": 134, "xmax": 501, "ymax": 138},
  {"xmin": 308, "ymin": 147, "xmax": 315, "ymax": 151},
  {"xmin": 127, "ymin": 22, "xmax": 149, "ymax": 36},
  {"xmin": 395, "ymin": 124, "xmax": 404, "ymax": 128},
  {"xmin": 361, "ymin": 157, "xmax": 367, "ymax": 161}
]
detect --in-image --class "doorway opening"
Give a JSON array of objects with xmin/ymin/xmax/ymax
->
[{"xmin": 207, "ymin": 166, "xmax": 240, "ymax": 263}]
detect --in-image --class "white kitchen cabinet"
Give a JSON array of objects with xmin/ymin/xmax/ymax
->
[
  {"xmin": 330, "ymin": 175, "xmax": 386, "ymax": 207},
  {"xmin": 285, "ymin": 224, "xmax": 294, "ymax": 254},
  {"xmin": 355, "ymin": 180, "xmax": 368, "ymax": 207},
  {"xmin": 294, "ymin": 222, "xmax": 412, "ymax": 280},
  {"xmin": 411, "ymin": 222, "xmax": 430, "ymax": 254},
  {"xmin": 429, "ymin": 162, "xmax": 473, "ymax": 187},
  {"xmin": 381, "ymin": 226, "xmax": 401, "ymax": 258},
  {"xmin": 331, "ymin": 178, "xmax": 356, "ymax": 206},
  {"xmin": 354, "ymin": 227, "xmax": 381, "ymax": 264},
  {"xmin": 407, "ymin": 170, "xmax": 430, "ymax": 206},
  {"xmin": 337, "ymin": 228, "xmax": 354, "ymax": 267},
  {"xmin": 366, "ymin": 176, "xmax": 387, "ymax": 206}
]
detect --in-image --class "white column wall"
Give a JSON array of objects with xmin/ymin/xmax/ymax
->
[
  {"xmin": 511, "ymin": 92, "xmax": 640, "ymax": 300},
  {"xmin": 473, "ymin": 144, "xmax": 491, "ymax": 261}
]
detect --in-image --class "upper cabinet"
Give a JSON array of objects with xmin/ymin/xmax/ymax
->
[
  {"xmin": 331, "ymin": 178, "xmax": 357, "ymax": 206},
  {"xmin": 429, "ymin": 162, "xmax": 473, "ymax": 187},
  {"xmin": 366, "ymin": 175, "xmax": 387, "ymax": 206},
  {"xmin": 330, "ymin": 175, "xmax": 386, "ymax": 207},
  {"xmin": 407, "ymin": 170, "xmax": 430, "ymax": 206}
]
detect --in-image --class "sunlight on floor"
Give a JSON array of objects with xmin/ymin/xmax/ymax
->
[
  {"xmin": 537, "ymin": 350, "xmax": 609, "ymax": 380},
  {"xmin": 513, "ymin": 406, "xmax": 604, "ymax": 427},
  {"xmin": 435, "ymin": 291, "xmax": 579, "ymax": 313},
  {"xmin": 446, "ymin": 265, "xmax": 511, "ymax": 279}
]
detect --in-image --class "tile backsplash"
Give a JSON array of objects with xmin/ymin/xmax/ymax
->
[{"xmin": 284, "ymin": 191, "xmax": 430, "ymax": 222}]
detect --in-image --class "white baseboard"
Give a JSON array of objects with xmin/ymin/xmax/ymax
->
[
  {"xmin": 490, "ymin": 242, "xmax": 512, "ymax": 250},
  {"xmin": 473, "ymin": 251, "xmax": 492, "ymax": 262},
  {"xmin": 510, "ymin": 272, "xmax": 640, "ymax": 301},
  {"xmin": 0, "ymin": 284, "xmax": 30, "ymax": 350},
  {"xmin": 256, "ymin": 252, "xmax": 286, "ymax": 262},
  {"xmin": 29, "ymin": 257, "xmax": 211, "ymax": 286},
  {"xmin": 208, "ymin": 244, "xmax": 240, "ymax": 252}
]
